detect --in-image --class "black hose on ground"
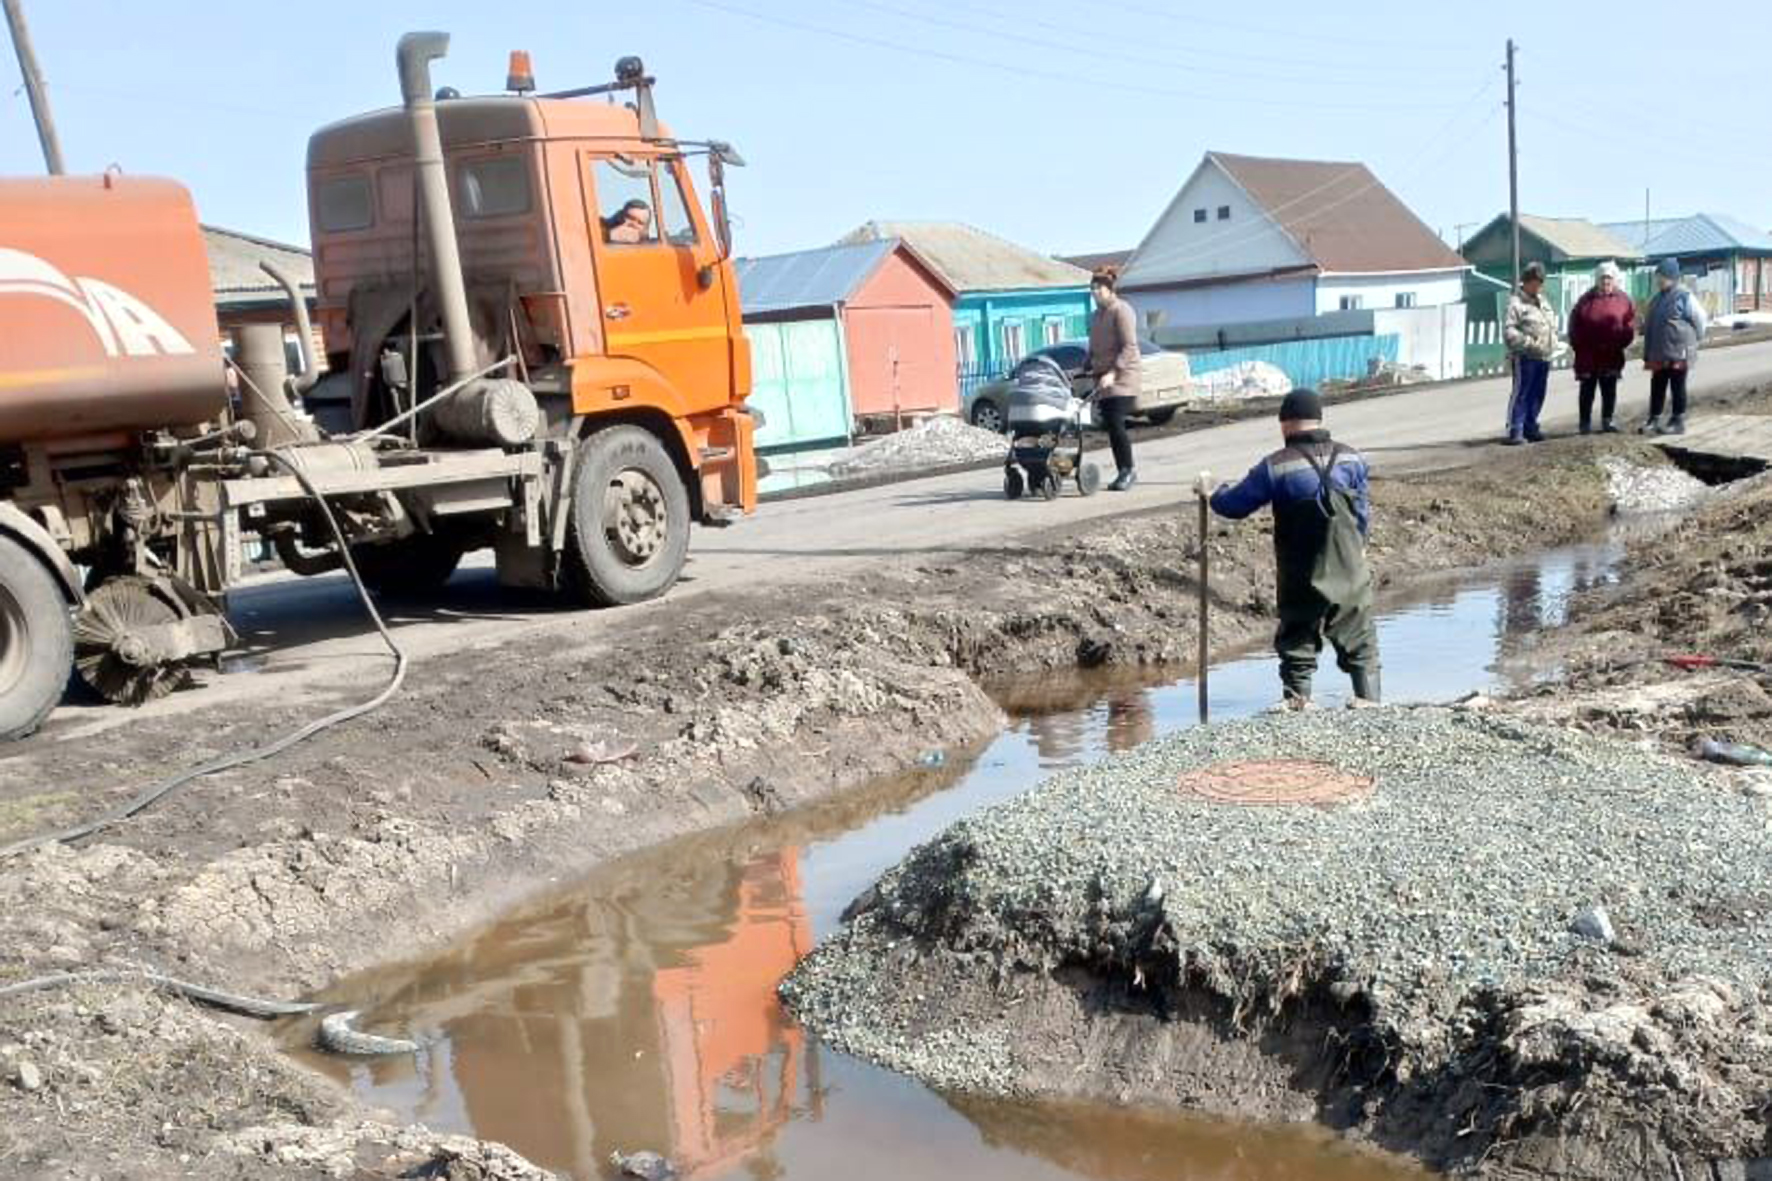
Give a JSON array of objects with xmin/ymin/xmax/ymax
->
[
  {"xmin": 0, "ymin": 967, "xmax": 318, "ymax": 1019},
  {"xmin": 0, "ymin": 449, "xmax": 407, "ymax": 862}
]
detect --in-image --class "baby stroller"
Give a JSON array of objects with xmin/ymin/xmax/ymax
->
[{"xmin": 1002, "ymin": 354, "xmax": 1101, "ymax": 500}]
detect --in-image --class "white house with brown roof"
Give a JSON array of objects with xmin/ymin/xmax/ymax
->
[{"xmin": 1117, "ymin": 152, "xmax": 1469, "ymax": 331}]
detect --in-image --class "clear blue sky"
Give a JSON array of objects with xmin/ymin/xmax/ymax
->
[{"xmin": 3, "ymin": 1, "xmax": 1765, "ymax": 260}]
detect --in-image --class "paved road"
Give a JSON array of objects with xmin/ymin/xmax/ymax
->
[{"xmin": 40, "ymin": 341, "xmax": 1772, "ymax": 740}]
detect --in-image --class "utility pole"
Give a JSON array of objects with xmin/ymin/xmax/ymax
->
[
  {"xmin": 1504, "ymin": 38, "xmax": 1520, "ymax": 287},
  {"xmin": 2, "ymin": 0, "xmax": 64, "ymax": 174}
]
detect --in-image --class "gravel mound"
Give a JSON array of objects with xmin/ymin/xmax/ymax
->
[
  {"xmin": 784, "ymin": 707, "xmax": 1772, "ymax": 1174},
  {"xmin": 1603, "ymin": 456, "xmax": 1710, "ymax": 515},
  {"xmin": 828, "ymin": 416, "xmax": 1006, "ymax": 477}
]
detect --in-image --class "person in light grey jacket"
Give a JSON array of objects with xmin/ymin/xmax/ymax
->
[
  {"xmin": 1502, "ymin": 262, "xmax": 1558, "ymax": 444},
  {"xmin": 1640, "ymin": 257, "xmax": 1709, "ymax": 435}
]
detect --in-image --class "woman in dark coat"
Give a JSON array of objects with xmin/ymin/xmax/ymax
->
[{"xmin": 1566, "ymin": 261, "xmax": 1635, "ymax": 434}]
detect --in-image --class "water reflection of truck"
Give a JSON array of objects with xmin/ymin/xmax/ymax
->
[
  {"xmin": 361, "ymin": 848, "xmax": 813, "ymax": 1180},
  {"xmin": 0, "ymin": 32, "xmax": 756, "ymax": 739}
]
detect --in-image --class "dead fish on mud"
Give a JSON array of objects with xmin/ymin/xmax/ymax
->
[{"xmin": 316, "ymin": 1009, "xmax": 419, "ymax": 1056}]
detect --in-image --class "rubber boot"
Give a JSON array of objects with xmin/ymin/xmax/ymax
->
[{"xmin": 1350, "ymin": 667, "xmax": 1381, "ymax": 705}]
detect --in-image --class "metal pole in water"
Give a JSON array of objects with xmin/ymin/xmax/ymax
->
[{"xmin": 1196, "ymin": 482, "xmax": 1210, "ymax": 725}]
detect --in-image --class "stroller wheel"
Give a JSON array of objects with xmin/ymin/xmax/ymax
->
[
  {"xmin": 1003, "ymin": 467, "xmax": 1025, "ymax": 500},
  {"xmin": 1077, "ymin": 462, "xmax": 1102, "ymax": 497},
  {"xmin": 1038, "ymin": 471, "xmax": 1061, "ymax": 501}
]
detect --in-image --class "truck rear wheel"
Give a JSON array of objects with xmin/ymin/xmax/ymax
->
[
  {"xmin": 0, "ymin": 535, "xmax": 73, "ymax": 741},
  {"xmin": 564, "ymin": 426, "xmax": 690, "ymax": 607},
  {"xmin": 349, "ymin": 532, "xmax": 466, "ymax": 597}
]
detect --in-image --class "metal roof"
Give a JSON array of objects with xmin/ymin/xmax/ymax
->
[
  {"xmin": 1518, "ymin": 215, "xmax": 1642, "ymax": 261},
  {"xmin": 1599, "ymin": 213, "xmax": 1772, "ymax": 259},
  {"xmin": 1207, "ymin": 152, "xmax": 1468, "ymax": 275},
  {"xmin": 203, "ymin": 226, "xmax": 314, "ymax": 308},
  {"xmin": 837, "ymin": 221, "xmax": 1091, "ymax": 292},
  {"xmin": 1060, "ymin": 249, "xmax": 1134, "ymax": 274},
  {"xmin": 733, "ymin": 239, "xmax": 901, "ymax": 316}
]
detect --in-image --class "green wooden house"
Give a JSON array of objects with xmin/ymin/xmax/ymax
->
[{"xmin": 1461, "ymin": 214, "xmax": 1647, "ymax": 322}]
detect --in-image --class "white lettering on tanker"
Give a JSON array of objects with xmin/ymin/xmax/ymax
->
[{"xmin": 0, "ymin": 247, "xmax": 195, "ymax": 358}]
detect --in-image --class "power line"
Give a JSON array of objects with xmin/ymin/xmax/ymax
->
[
  {"xmin": 1124, "ymin": 79, "xmax": 1502, "ymax": 276},
  {"xmin": 682, "ymin": 0, "xmax": 1479, "ymax": 111},
  {"xmin": 891, "ymin": 0, "xmax": 1486, "ymax": 85},
  {"xmin": 1091, "ymin": 0, "xmax": 1468, "ymax": 52}
]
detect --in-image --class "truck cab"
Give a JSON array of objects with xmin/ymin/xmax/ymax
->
[{"xmin": 303, "ymin": 45, "xmax": 755, "ymax": 602}]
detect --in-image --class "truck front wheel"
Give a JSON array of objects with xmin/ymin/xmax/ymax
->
[
  {"xmin": 564, "ymin": 426, "xmax": 691, "ymax": 607},
  {"xmin": 0, "ymin": 535, "xmax": 73, "ymax": 741}
]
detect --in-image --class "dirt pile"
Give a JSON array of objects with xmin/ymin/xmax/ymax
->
[
  {"xmin": 828, "ymin": 416, "xmax": 1009, "ymax": 476},
  {"xmin": 781, "ymin": 708, "xmax": 1772, "ymax": 1177},
  {"xmin": 1510, "ymin": 448, "xmax": 1772, "ymax": 754},
  {"xmin": 0, "ymin": 439, "xmax": 1634, "ymax": 1177}
]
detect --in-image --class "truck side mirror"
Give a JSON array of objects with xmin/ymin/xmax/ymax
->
[{"xmin": 711, "ymin": 189, "xmax": 732, "ymax": 261}]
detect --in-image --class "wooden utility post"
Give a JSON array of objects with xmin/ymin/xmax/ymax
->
[
  {"xmin": 1505, "ymin": 38, "xmax": 1519, "ymax": 286},
  {"xmin": 2, "ymin": 0, "xmax": 65, "ymax": 174}
]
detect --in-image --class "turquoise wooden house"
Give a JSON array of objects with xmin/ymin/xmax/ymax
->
[{"xmin": 838, "ymin": 221, "xmax": 1093, "ymax": 399}]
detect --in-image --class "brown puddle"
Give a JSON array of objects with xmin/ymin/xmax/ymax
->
[{"xmin": 287, "ymin": 543, "xmax": 1627, "ymax": 1179}]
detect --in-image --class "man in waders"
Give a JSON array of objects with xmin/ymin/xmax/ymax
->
[{"xmin": 1201, "ymin": 388, "xmax": 1380, "ymax": 708}]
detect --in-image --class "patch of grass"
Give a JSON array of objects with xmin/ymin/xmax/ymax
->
[{"xmin": 0, "ymin": 791, "xmax": 77, "ymax": 842}]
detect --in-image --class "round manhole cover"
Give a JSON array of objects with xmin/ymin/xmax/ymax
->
[{"xmin": 1177, "ymin": 759, "xmax": 1373, "ymax": 806}]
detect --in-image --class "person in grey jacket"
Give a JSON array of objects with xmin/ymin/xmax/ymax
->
[
  {"xmin": 1640, "ymin": 257, "xmax": 1709, "ymax": 435},
  {"xmin": 1503, "ymin": 262, "xmax": 1558, "ymax": 445},
  {"xmin": 1087, "ymin": 269, "xmax": 1142, "ymax": 491}
]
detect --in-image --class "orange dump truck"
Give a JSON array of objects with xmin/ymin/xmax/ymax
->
[{"xmin": 0, "ymin": 31, "xmax": 756, "ymax": 739}]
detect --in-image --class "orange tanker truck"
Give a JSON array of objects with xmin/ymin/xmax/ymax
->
[{"xmin": 0, "ymin": 31, "xmax": 756, "ymax": 739}]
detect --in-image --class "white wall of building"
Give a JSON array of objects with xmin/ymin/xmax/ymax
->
[
  {"xmin": 1373, "ymin": 302, "xmax": 1467, "ymax": 381},
  {"xmin": 1125, "ymin": 276, "xmax": 1316, "ymax": 333},
  {"xmin": 1313, "ymin": 270, "xmax": 1465, "ymax": 315},
  {"xmin": 1120, "ymin": 161, "xmax": 1309, "ymax": 289}
]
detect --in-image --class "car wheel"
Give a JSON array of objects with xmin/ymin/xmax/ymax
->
[{"xmin": 971, "ymin": 399, "xmax": 1005, "ymax": 434}]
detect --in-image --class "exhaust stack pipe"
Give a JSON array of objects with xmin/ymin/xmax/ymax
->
[{"xmin": 395, "ymin": 31, "xmax": 537, "ymax": 447}]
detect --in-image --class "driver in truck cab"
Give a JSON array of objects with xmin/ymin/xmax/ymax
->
[{"xmin": 603, "ymin": 199, "xmax": 653, "ymax": 244}]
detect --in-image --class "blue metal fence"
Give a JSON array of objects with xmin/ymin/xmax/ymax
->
[{"xmin": 1185, "ymin": 333, "xmax": 1400, "ymax": 391}]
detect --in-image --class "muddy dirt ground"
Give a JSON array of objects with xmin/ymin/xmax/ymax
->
[{"xmin": 0, "ymin": 383, "xmax": 1762, "ymax": 1178}]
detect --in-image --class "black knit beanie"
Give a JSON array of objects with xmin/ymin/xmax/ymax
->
[{"xmin": 1278, "ymin": 387, "xmax": 1324, "ymax": 422}]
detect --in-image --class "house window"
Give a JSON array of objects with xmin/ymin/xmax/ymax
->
[
  {"xmin": 1043, "ymin": 318, "xmax": 1065, "ymax": 346},
  {"xmin": 1338, "ymin": 295, "xmax": 1364, "ymax": 311},
  {"xmin": 954, "ymin": 323, "xmax": 977, "ymax": 368},
  {"xmin": 1001, "ymin": 320, "xmax": 1026, "ymax": 367},
  {"xmin": 1394, "ymin": 292, "xmax": 1417, "ymax": 309},
  {"xmin": 1217, "ymin": 205, "xmax": 1231, "ymax": 221},
  {"xmin": 1193, "ymin": 208, "xmax": 1207, "ymax": 224}
]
